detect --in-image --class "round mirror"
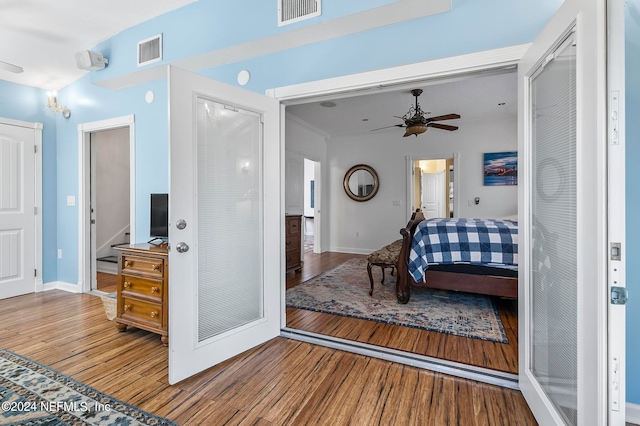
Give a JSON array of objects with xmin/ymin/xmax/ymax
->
[{"xmin": 343, "ymin": 164, "xmax": 379, "ymax": 202}]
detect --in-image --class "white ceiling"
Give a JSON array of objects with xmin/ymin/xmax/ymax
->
[
  {"xmin": 0, "ymin": 0, "xmax": 196, "ymax": 90},
  {"xmin": 286, "ymin": 71, "xmax": 518, "ymax": 138}
]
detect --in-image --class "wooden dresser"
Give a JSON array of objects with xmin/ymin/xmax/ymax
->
[
  {"xmin": 285, "ymin": 215, "xmax": 302, "ymax": 274},
  {"xmin": 114, "ymin": 243, "xmax": 168, "ymax": 345}
]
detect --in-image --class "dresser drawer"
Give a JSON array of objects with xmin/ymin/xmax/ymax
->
[
  {"xmin": 121, "ymin": 297, "xmax": 163, "ymax": 328},
  {"xmin": 286, "ymin": 250, "xmax": 301, "ymax": 267},
  {"xmin": 286, "ymin": 217, "xmax": 300, "ymax": 235},
  {"xmin": 121, "ymin": 254, "xmax": 164, "ymax": 278},
  {"xmin": 120, "ymin": 275, "xmax": 163, "ymax": 302},
  {"xmin": 285, "ymin": 235, "xmax": 300, "ymax": 251}
]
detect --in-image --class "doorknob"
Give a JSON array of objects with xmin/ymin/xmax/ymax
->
[{"xmin": 176, "ymin": 242, "xmax": 189, "ymax": 253}]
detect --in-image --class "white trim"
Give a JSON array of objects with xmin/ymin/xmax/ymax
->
[
  {"xmin": 0, "ymin": 117, "xmax": 43, "ymax": 295},
  {"xmin": 78, "ymin": 115, "xmax": 135, "ymax": 293},
  {"xmin": 42, "ymin": 281, "xmax": 83, "ymax": 293},
  {"xmin": 405, "ymin": 152, "xmax": 460, "ymax": 219},
  {"xmin": 271, "ymin": 45, "xmax": 530, "ymax": 381},
  {"xmin": 607, "ymin": 0, "xmax": 626, "ymax": 422},
  {"xmin": 267, "ymin": 44, "xmax": 529, "ymax": 103},
  {"xmin": 627, "ymin": 403, "xmax": 640, "ymax": 424},
  {"xmin": 96, "ymin": 261, "xmax": 118, "ymax": 275}
]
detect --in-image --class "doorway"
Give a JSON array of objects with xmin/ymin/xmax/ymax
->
[
  {"xmin": 90, "ymin": 128, "xmax": 131, "ymax": 292},
  {"xmin": 414, "ymin": 158, "xmax": 454, "ymax": 218},
  {"xmin": 303, "ymin": 158, "xmax": 320, "ymax": 254},
  {"xmin": 78, "ymin": 115, "xmax": 135, "ymax": 294}
]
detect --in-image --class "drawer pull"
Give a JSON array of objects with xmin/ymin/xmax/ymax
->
[
  {"xmin": 123, "ymin": 281, "xmax": 132, "ymax": 288},
  {"xmin": 150, "ymin": 311, "xmax": 159, "ymax": 319},
  {"xmin": 124, "ymin": 304, "xmax": 132, "ymax": 311},
  {"xmin": 151, "ymin": 286, "xmax": 159, "ymax": 294},
  {"xmin": 124, "ymin": 260, "xmax": 131, "ymax": 267},
  {"xmin": 152, "ymin": 264, "xmax": 160, "ymax": 271}
]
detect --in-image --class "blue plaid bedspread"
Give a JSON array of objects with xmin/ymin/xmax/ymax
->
[{"xmin": 408, "ymin": 218, "xmax": 518, "ymax": 283}]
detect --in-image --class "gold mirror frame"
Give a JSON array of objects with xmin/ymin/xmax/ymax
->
[{"xmin": 343, "ymin": 164, "xmax": 380, "ymax": 202}]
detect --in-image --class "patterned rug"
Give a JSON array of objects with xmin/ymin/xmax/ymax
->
[
  {"xmin": 287, "ymin": 258, "xmax": 508, "ymax": 343},
  {"xmin": 0, "ymin": 349, "xmax": 176, "ymax": 425}
]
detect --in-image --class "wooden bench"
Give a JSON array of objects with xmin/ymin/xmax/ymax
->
[{"xmin": 367, "ymin": 239, "xmax": 403, "ymax": 296}]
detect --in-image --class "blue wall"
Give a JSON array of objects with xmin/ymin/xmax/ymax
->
[
  {"xmin": 625, "ymin": 0, "xmax": 640, "ymax": 406},
  {"xmin": 46, "ymin": 0, "xmax": 561, "ymax": 286},
  {"xmin": 0, "ymin": 80, "xmax": 57, "ymax": 283}
]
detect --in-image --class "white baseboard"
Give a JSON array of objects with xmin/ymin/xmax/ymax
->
[
  {"xmin": 330, "ymin": 246, "xmax": 373, "ymax": 255},
  {"xmin": 628, "ymin": 402, "xmax": 640, "ymax": 424},
  {"xmin": 42, "ymin": 281, "xmax": 83, "ymax": 293}
]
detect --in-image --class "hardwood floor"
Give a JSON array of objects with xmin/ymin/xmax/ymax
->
[
  {"xmin": 0, "ymin": 290, "xmax": 536, "ymax": 425},
  {"xmin": 97, "ymin": 272, "xmax": 117, "ymax": 293},
  {"xmin": 286, "ymin": 252, "xmax": 519, "ymax": 374}
]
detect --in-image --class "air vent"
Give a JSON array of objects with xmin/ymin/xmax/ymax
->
[
  {"xmin": 137, "ymin": 34, "xmax": 163, "ymax": 66},
  {"xmin": 278, "ymin": 0, "xmax": 321, "ymax": 26}
]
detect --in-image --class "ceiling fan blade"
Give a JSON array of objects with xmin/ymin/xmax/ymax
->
[
  {"xmin": 427, "ymin": 123, "xmax": 458, "ymax": 131},
  {"xmin": 0, "ymin": 61, "xmax": 23, "ymax": 73},
  {"xmin": 425, "ymin": 113, "xmax": 461, "ymax": 122},
  {"xmin": 370, "ymin": 124, "xmax": 405, "ymax": 131}
]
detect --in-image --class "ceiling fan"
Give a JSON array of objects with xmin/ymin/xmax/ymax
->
[
  {"xmin": 0, "ymin": 60, "xmax": 23, "ymax": 74},
  {"xmin": 371, "ymin": 89, "xmax": 460, "ymax": 137}
]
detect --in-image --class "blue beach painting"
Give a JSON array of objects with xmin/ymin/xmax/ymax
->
[{"xmin": 484, "ymin": 152, "xmax": 517, "ymax": 186}]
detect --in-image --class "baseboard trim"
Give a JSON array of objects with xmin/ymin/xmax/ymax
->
[
  {"xmin": 42, "ymin": 281, "xmax": 83, "ymax": 293},
  {"xmin": 628, "ymin": 402, "xmax": 640, "ymax": 424},
  {"xmin": 330, "ymin": 246, "xmax": 373, "ymax": 255}
]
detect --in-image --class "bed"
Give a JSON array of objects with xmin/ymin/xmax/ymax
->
[{"xmin": 395, "ymin": 211, "xmax": 518, "ymax": 304}]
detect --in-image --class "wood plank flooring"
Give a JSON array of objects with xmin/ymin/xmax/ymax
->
[
  {"xmin": 0, "ymin": 290, "xmax": 536, "ymax": 425},
  {"xmin": 286, "ymin": 252, "xmax": 519, "ymax": 374},
  {"xmin": 97, "ymin": 271, "xmax": 117, "ymax": 293}
]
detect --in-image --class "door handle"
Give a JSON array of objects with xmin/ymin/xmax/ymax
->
[{"xmin": 176, "ymin": 242, "xmax": 189, "ymax": 253}]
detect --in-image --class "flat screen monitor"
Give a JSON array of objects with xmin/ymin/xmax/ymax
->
[{"xmin": 150, "ymin": 193, "xmax": 168, "ymax": 238}]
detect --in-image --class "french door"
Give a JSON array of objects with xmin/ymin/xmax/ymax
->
[
  {"xmin": 518, "ymin": 0, "xmax": 625, "ymax": 424},
  {"xmin": 168, "ymin": 66, "xmax": 281, "ymax": 384}
]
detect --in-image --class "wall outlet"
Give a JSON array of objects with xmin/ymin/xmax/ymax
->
[
  {"xmin": 57, "ymin": 249, "xmax": 62, "ymax": 259},
  {"xmin": 66, "ymin": 196, "xmax": 76, "ymax": 206},
  {"xmin": 392, "ymin": 200, "xmax": 402, "ymax": 207},
  {"xmin": 468, "ymin": 200, "xmax": 474, "ymax": 207}
]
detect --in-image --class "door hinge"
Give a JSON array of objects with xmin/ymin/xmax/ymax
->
[
  {"xmin": 34, "ymin": 145, "xmax": 37, "ymax": 153},
  {"xmin": 34, "ymin": 207, "xmax": 37, "ymax": 215},
  {"xmin": 611, "ymin": 286, "xmax": 628, "ymax": 305},
  {"xmin": 34, "ymin": 269, "xmax": 37, "ymax": 277}
]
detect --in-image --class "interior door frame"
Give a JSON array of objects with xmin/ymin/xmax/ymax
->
[
  {"xmin": 270, "ymin": 46, "xmax": 528, "ymax": 387},
  {"xmin": 409, "ymin": 155, "xmax": 458, "ymax": 218},
  {"xmin": 78, "ymin": 115, "xmax": 135, "ymax": 293},
  {"xmin": 0, "ymin": 117, "xmax": 43, "ymax": 292}
]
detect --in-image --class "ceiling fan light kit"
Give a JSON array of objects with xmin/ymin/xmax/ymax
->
[{"xmin": 372, "ymin": 88, "xmax": 460, "ymax": 138}]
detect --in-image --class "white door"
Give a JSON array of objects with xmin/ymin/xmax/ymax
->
[
  {"xmin": 517, "ymin": 0, "xmax": 622, "ymax": 424},
  {"xmin": 0, "ymin": 121, "xmax": 37, "ymax": 299},
  {"xmin": 421, "ymin": 172, "xmax": 443, "ymax": 219},
  {"xmin": 168, "ymin": 66, "xmax": 281, "ymax": 384}
]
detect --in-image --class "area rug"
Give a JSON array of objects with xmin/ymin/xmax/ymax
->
[
  {"xmin": 287, "ymin": 258, "xmax": 508, "ymax": 343},
  {"xmin": 0, "ymin": 349, "xmax": 176, "ymax": 425}
]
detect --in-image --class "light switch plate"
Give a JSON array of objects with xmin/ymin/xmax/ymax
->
[{"xmin": 67, "ymin": 196, "xmax": 76, "ymax": 206}]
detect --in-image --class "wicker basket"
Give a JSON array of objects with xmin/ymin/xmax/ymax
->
[{"xmin": 101, "ymin": 293, "xmax": 117, "ymax": 321}]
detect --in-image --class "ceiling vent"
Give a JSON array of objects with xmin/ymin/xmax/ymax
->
[
  {"xmin": 278, "ymin": 0, "xmax": 321, "ymax": 26},
  {"xmin": 137, "ymin": 34, "xmax": 163, "ymax": 66}
]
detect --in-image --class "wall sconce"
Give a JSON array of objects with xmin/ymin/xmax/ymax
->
[{"xmin": 46, "ymin": 91, "xmax": 71, "ymax": 119}]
